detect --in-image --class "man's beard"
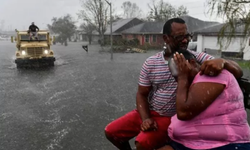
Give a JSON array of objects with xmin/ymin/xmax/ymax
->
[
  {"xmin": 172, "ymin": 42, "xmax": 189, "ymax": 52},
  {"xmin": 164, "ymin": 42, "xmax": 189, "ymax": 56}
]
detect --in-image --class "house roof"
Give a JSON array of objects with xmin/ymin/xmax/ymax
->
[
  {"xmin": 105, "ymin": 18, "xmax": 143, "ymax": 35},
  {"xmin": 194, "ymin": 22, "xmax": 247, "ymax": 35},
  {"xmin": 179, "ymin": 15, "xmax": 220, "ymax": 33},
  {"xmin": 77, "ymin": 15, "xmax": 222, "ymax": 36},
  {"xmin": 193, "ymin": 23, "xmax": 224, "ymax": 34},
  {"xmin": 78, "ymin": 30, "xmax": 99, "ymax": 35},
  {"xmin": 122, "ymin": 22, "xmax": 164, "ymax": 34},
  {"xmin": 122, "ymin": 15, "xmax": 220, "ymax": 35}
]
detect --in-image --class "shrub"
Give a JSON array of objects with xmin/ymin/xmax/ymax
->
[{"xmin": 237, "ymin": 60, "xmax": 250, "ymax": 69}]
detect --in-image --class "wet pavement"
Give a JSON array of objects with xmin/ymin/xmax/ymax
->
[{"xmin": 0, "ymin": 41, "xmax": 249, "ymax": 150}]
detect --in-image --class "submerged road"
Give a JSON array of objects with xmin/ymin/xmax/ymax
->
[{"xmin": 0, "ymin": 41, "xmax": 249, "ymax": 150}]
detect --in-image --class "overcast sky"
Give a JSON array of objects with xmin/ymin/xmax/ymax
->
[{"xmin": 0, "ymin": 0, "xmax": 222, "ymax": 31}]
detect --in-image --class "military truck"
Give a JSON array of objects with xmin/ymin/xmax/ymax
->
[{"xmin": 11, "ymin": 29, "xmax": 56, "ymax": 68}]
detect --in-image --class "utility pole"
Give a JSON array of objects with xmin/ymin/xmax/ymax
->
[{"xmin": 105, "ymin": 0, "xmax": 113, "ymax": 60}]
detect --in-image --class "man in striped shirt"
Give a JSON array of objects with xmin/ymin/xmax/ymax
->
[{"xmin": 104, "ymin": 18, "xmax": 243, "ymax": 150}]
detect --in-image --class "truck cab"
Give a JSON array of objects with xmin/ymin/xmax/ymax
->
[{"xmin": 11, "ymin": 29, "xmax": 56, "ymax": 68}]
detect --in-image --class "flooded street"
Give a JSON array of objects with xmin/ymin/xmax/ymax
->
[
  {"xmin": 0, "ymin": 41, "xmax": 249, "ymax": 150},
  {"xmin": 0, "ymin": 41, "xmax": 157, "ymax": 150}
]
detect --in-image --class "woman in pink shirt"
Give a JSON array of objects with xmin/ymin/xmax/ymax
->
[{"xmin": 159, "ymin": 50, "xmax": 250, "ymax": 150}]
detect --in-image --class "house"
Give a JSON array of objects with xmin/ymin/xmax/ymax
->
[
  {"xmin": 72, "ymin": 26, "xmax": 100, "ymax": 43},
  {"xmin": 77, "ymin": 15, "xmax": 225, "ymax": 49},
  {"xmin": 104, "ymin": 18, "xmax": 143, "ymax": 42},
  {"xmin": 194, "ymin": 23, "xmax": 250, "ymax": 60},
  {"xmin": 121, "ymin": 22, "xmax": 164, "ymax": 46},
  {"xmin": 180, "ymin": 15, "xmax": 219, "ymax": 34},
  {"xmin": 77, "ymin": 18, "xmax": 143, "ymax": 44},
  {"xmin": 120, "ymin": 15, "xmax": 219, "ymax": 46},
  {"xmin": 78, "ymin": 30, "xmax": 100, "ymax": 44}
]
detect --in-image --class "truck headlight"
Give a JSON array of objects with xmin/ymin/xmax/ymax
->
[
  {"xmin": 44, "ymin": 50, "xmax": 49, "ymax": 54},
  {"xmin": 21, "ymin": 50, "xmax": 26, "ymax": 55}
]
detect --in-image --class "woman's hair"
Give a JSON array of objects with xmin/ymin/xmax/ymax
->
[
  {"xmin": 176, "ymin": 49, "xmax": 196, "ymax": 61},
  {"xmin": 169, "ymin": 50, "xmax": 198, "ymax": 78}
]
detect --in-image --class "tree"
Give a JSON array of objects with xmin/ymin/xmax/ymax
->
[
  {"xmin": 111, "ymin": 16, "xmax": 123, "ymax": 23},
  {"xmin": 47, "ymin": 14, "xmax": 76, "ymax": 46},
  {"xmin": 80, "ymin": 22, "xmax": 96, "ymax": 44},
  {"xmin": 147, "ymin": 0, "xmax": 188, "ymax": 21},
  {"xmin": 207, "ymin": 0, "xmax": 250, "ymax": 49},
  {"xmin": 78, "ymin": 0, "xmax": 110, "ymax": 45},
  {"xmin": 121, "ymin": 1, "xmax": 142, "ymax": 18}
]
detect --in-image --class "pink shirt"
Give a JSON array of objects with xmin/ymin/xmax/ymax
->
[{"xmin": 168, "ymin": 70, "xmax": 250, "ymax": 149}]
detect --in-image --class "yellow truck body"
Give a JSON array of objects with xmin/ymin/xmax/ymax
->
[{"xmin": 11, "ymin": 30, "xmax": 55, "ymax": 68}]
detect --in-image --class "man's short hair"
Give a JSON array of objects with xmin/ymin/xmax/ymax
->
[{"xmin": 163, "ymin": 18, "xmax": 185, "ymax": 35}]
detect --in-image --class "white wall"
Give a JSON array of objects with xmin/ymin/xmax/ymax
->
[
  {"xmin": 203, "ymin": 36, "xmax": 244, "ymax": 52},
  {"xmin": 203, "ymin": 36, "xmax": 219, "ymax": 50},
  {"xmin": 197, "ymin": 34, "xmax": 250, "ymax": 60},
  {"xmin": 243, "ymin": 38, "xmax": 250, "ymax": 60},
  {"xmin": 197, "ymin": 34, "xmax": 203, "ymax": 53}
]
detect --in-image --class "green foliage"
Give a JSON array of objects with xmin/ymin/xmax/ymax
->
[
  {"xmin": 207, "ymin": 0, "xmax": 250, "ymax": 49},
  {"xmin": 105, "ymin": 38, "xmax": 140, "ymax": 46},
  {"xmin": 137, "ymin": 43, "xmax": 162, "ymax": 50},
  {"xmin": 116, "ymin": 39, "xmax": 128, "ymax": 45},
  {"xmin": 47, "ymin": 14, "xmax": 76, "ymax": 44},
  {"xmin": 127, "ymin": 38, "xmax": 140, "ymax": 46},
  {"xmin": 237, "ymin": 60, "xmax": 250, "ymax": 69}
]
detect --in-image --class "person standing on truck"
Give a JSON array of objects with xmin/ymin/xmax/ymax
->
[{"xmin": 28, "ymin": 22, "xmax": 39, "ymax": 40}]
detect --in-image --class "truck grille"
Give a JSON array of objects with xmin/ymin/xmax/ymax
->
[{"xmin": 27, "ymin": 47, "xmax": 43, "ymax": 57}]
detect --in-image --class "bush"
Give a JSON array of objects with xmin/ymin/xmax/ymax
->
[
  {"xmin": 237, "ymin": 60, "xmax": 250, "ymax": 69},
  {"xmin": 64, "ymin": 41, "xmax": 68, "ymax": 46},
  {"xmin": 127, "ymin": 38, "xmax": 140, "ymax": 46},
  {"xmin": 136, "ymin": 43, "xmax": 162, "ymax": 50},
  {"xmin": 105, "ymin": 38, "xmax": 140, "ymax": 46}
]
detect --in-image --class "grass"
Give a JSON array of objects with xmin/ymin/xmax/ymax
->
[{"xmin": 237, "ymin": 60, "xmax": 250, "ymax": 69}]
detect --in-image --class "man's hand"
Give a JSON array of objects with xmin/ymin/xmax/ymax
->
[
  {"xmin": 173, "ymin": 52, "xmax": 192, "ymax": 79},
  {"xmin": 200, "ymin": 58, "xmax": 225, "ymax": 76},
  {"xmin": 141, "ymin": 118, "xmax": 157, "ymax": 132}
]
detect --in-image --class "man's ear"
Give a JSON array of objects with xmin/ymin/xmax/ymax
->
[{"xmin": 163, "ymin": 34, "xmax": 170, "ymax": 44}]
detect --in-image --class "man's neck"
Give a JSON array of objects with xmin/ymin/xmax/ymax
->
[{"xmin": 163, "ymin": 47, "xmax": 176, "ymax": 60}]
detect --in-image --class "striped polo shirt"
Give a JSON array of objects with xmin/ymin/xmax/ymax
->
[{"xmin": 138, "ymin": 50, "xmax": 214, "ymax": 116}]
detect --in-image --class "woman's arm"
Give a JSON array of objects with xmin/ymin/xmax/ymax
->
[
  {"xmin": 173, "ymin": 52, "xmax": 227, "ymax": 121},
  {"xmin": 176, "ymin": 77, "xmax": 225, "ymax": 121}
]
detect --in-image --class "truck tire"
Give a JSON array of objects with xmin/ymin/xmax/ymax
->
[
  {"xmin": 16, "ymin": 63, "xmax": 22, "ymax": 69},
  {"xmin": 49, "ymin": 61, "xmax": 54, "ymax": 67}
]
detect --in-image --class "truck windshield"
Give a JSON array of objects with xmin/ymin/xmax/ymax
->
[{"xmin": 20, "ymin": 34, "xmax": 47, "ymax": 41}]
